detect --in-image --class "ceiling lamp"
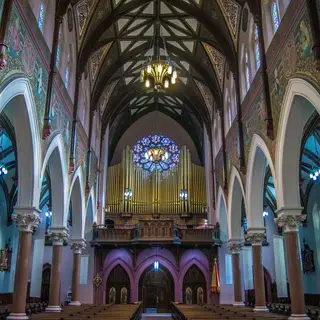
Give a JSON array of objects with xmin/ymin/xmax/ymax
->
[
  {"xmin": 144, "ymin": 147, "xmax": 168, "ymax": 163},
  {"xmin": 140, "ymin": 21, "xmax": 178, "ymax": 91}
]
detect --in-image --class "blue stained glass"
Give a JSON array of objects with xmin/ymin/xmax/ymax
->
[
  {"xmin": 56, "ymin": 30, "xmax": 61, "ymax": 68},
  {"xmin": 133, "ymin": 134, "xmax": 180, "ymax": 173},
  {"xmin": 254, "ymin": 25, "xmax": 261, "ymax": 69},
  {"xmin": 272, "ymin": 2, "xmax": 280, "ymax": 33},
  {"xmin": 38, "ymin": 1, "xmax": 45, "ymax": 31},
  {"xmin": 245, "ymin": 52, "xmax": 250, "ymax": 90},
  {"xmin": 65, "ymin": 52, "xmax": 70, "ymax": 88}
]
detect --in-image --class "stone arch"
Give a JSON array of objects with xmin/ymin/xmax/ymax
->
[
  {"xmin": 246, "ymin": 133, "xmax": 277, "ymax": 228},
  {"xmin": 227, "ymin": 166, "xmax": 246, "ymax": 239},
  {"xmin": 68, "ymin": 167, "xmax": 85, "ymax": 239},
  {"xmin": 41, "ymin": 133, "xmax": 68, "ymax": 228},
  {"xmin": 216, "ymin": 185, "xmax": 228, "ymax": 241},
  {"xmin": 0, "ymin": 78, "xmax": 41, "ymax": 208},
  {"xmin": 275, "ymin": 78, "xmax": 320, "ymax": 209}
]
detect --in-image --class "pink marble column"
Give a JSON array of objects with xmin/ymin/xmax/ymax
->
[
  {"xmin": 227, "ymin": 240, "xmax": 244, "ymax": 306},
  {"xmin": 246, "ymin": 229, "xmax": 268, "ymax": 312},
  {"xmin": 46, "ymin": 228, "xmax": 69, "ymax": 312},
  {"xmin": 7, "ymin": 208, "xmax": 41, "ymax": 320},
  {"xmin": 69, "ymin": 240, "xmax": 86, "ymax": 306},
  {"xmin": 275, "ymin": 211, "xmax": 309, "ymax": 320}
]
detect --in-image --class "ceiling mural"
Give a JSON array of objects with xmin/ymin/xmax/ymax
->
[
  {"xmin": 99, "ymin": 79, "xmax": 119, "ymax": 116},
  {"xmin": 202, "ymin": 43, "xmax": 226, "ymax": 90},
  {"xmin": 216, "ymin": 0, "xmax": 242, "ymax": 46},
  {"xmin": 194, "ymin": 79, "xmax": 213, "ymax": 121},
  {"xmin": 89, "ymin": 42, "xmax": 113, "ymax": 87}
]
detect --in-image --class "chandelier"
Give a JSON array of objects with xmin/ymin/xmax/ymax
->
[
  {"xmin": 145, "ymin": 147, "xmax": 169, "ymax": 162},
  {"xmin": 140, "ymin": 21, "xmax": 178, "ymax": 91}
]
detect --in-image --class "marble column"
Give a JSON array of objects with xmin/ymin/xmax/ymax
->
[
  {"xmin": 275, "ymin": 210, "xmax": 309, "ymax": 320},
  {"xmin": 45, "ymin": 228, "xmax": 69, "ymax": 312},
  {"xmin": 227, "ymin": 240, "xmax": 244, "ymax": 306},
  {"xmin": 246, "ymin": 228, "xmax": 268, "ymax": 312},
  {"xmin": 69, "ymin": 240, "xmax": 86, "ymax": 306},
  {"xmin": 7, "ymin": 208, "xmax": 41, "ymax": 320}
]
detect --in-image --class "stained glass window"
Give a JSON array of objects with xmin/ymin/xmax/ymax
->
[
  {"xmin": 271, "ymin": 1, "xmax": 280, "ymax": 33},
  {"xmin": 133, "ymin": 134, "xmax": 180, "ymax": 173},
  {"xmin": 38, "ymin": 1, "xmax": 45, "ymax": 31},
  {"xmin": 245, "ymin": 51, "xmax": 250, "ymax": 90},
  {"xmin": 56, "ymin": 30, "xmax": 61, "ymax": 68},
  {"xmin": 65, "ymin": 51, "xmax": 70, "ymax": 88},
  {"xmin": 254, "ymin": 24, "xmax": 260, "ymax": 69}
]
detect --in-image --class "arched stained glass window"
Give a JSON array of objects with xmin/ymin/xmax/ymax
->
[
  {"xmin": 38, "ymin": 1, "xmax": 45, "ymax": 31},
  {"xmin": 133, "ymin": 134, "xmax": 180, "ymax": 173},
  {"xmin": 65, "ymin": 50, "xmax": 70, "ymax": 88},
  {"xmin": 254, "ymin": 24, "xmax": 260, "ymax": 69},
  {"xmin": 271, "ymin": 1, "xmax": 280, "ymax": 33},
  {"xmin": 245, "ymin": 51, "xmax": 250, "ymax": 90},
  {"xmin": 56, "ymin": 30, "xmax": 61, "ymax": 68}
]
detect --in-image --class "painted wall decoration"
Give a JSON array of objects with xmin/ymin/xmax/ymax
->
[
  {"xmin": 215, "ymin": 151, "xmax": 224, "ymax": 192},
  {"xmin": 120, "ymin": 287, "xmax": 128, "ymax": 304},
  {"xmin": 109, "ymin": 287, "xmax": 116, "ymax": 304},
  {"xmin": 99, "ymin": 80, "xmax": 119, "ymax": 116},
  {"xmin": 50, "ymin": 87, "xmax": 72, "ymax": 161},
  {"xmin": 0, "ymin": 4, "xmax": 49, "ymax": 131},
  {"xmin": 202, "ymin": 43, "xmax": 226, "ymax": 90},
  {"xmin": 225, "ymin": 121, "xmax": 239, "ymax": 179},
  {"xmin": 268, "ymin": 5, "xmax": 320, "ymax": 139},
  {"xmin": 197, "ymin": 287, "xmax": 204, "ymax": 305},
  {"xmin": 75, "ymin": 136, "xmax": 87, "ymax": 182},
  {"xmin": 185, "ymin": 287, "xmax": 192, "ymax": 305},
  {"xmin": 194, "ymin": 79, "xmax": 213, "ymax": 120}
]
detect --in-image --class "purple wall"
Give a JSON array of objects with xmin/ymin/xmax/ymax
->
[{"xmin": 99, "ymin": 248, "xmax": 211, "ymax": 304}]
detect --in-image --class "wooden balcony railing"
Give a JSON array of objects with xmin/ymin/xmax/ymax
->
[{"xmin": 92, "ymin": 222, "xmax": 221, "ymax": 245}]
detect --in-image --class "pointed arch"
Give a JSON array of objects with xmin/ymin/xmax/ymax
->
[
  {"xmin": 68, "ymin": 167, "xmax": 85, "ymax": 238},
  {"xmin": 227, "ymin": 166, "xmax": 246, "ymax": 239},
  {"xmin": 41, "ymin": 133, "xmax": 68, "ymax": 228},
  {"xmin": 0, "ymin": 78, "xmax": 41, "ymax": 208},
  {"xmin": 246, "ymin": 134, "xmax": 277, "ymax": 228},
  {"xmin": 276, "ymin": 78, "xmax": 320, "ymax": 209},
  {"xmin": 216, "ymin": 185, "xmax": 228, "ymax": 241}
]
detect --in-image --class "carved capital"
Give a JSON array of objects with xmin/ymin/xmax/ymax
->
[
  {"xmin": 227, "ymin": 240, "xmax": 243, "ymax": 254},
  {"xmin": 48, "ymin": 227, "xmax": 69, "ymax": 245},
  {"xmin": 246, "ymin": 228, "xmax": 266, "ymax": 245},
  {"xmin": 275, "ymin": 214, "xmax": 306, "ymax": 232},
  {"xmin": 70, "ymin": 239, "xmax": 86, "ymax": 254},
  {"xmin": 12, "ymin": 207, "xmax": 41, "ymax": 232}
]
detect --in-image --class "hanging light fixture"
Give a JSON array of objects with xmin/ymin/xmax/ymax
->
[
  {"xmin": 144, "ymin": 148, "xmax": 168, "ymax": 163},
  {"xmin": 140, "ymin": 21, "xmax": 178, "ymax": 91}
]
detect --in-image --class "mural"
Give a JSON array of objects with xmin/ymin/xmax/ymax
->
[
  {"xmin": 109, "ymin": 287, "xmax": 116, "ymax": 304},
  {"xmin": 269, "ymin": 7, "xmax": 319, "ymax": 139},
  {"xmin": 225, "ymin": 121, "xmax": 239, "ymax": 180},
  {"xmin": 1, "ymin": 4, "xmax": 49, "ymax": 131},
  {"xmin": 50, "ymin": 87, "xmax": 72, "ymax": 161}
]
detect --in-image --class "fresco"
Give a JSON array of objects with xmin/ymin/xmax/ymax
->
[
  {"xmin": 1, "ymin": 4, "xmax": 49, "ymax": 131},
  {"xmin": 269, "ymin": 8, "xmax": 320, "ymax": 139}
]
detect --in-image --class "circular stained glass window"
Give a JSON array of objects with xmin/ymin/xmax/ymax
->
[{"xmin": 133, "ymin": 134, "xmax": 180, "ymax": 172}]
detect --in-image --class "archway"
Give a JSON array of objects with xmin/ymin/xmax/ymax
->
[
  {"xmin": 138, "ymin": 263, "xmax": 174, "ymax": 313},
  {"xmin": 182, "ymin": 265, "xmax": 206, "ymax": 305},
  {"xmin": 106, "ymin": 265, "xmax": 131, "ymax": 304}
]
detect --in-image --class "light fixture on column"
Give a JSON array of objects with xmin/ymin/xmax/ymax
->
[
  {"xmin": 124, "ymin": 188, "xmax": 133, "ymax": 200},
  {"xmin": 179, "ymin": 189, "xmax": 188, "ymax": 200},
  {"xmin": 0, "ymin": 44, "xmax": 8, "ymax": 71}
]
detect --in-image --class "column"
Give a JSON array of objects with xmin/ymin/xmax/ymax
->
[
  {"xmin": 275, "ymin": 210, "xmax": 309, "ymax": 320},
  {"xmin": 8, "ymin": 208, "xmax": 41, "ymax": 320},
  {"xmin": 246, "ymin": 228, "xmax": 268, "ymax": 312},
  {"xmin": 45, "ymin": 228, "xmax": 69, "ymax": 312},
  {"xmin": 227, "ymin": 240, "xmax": 244, "ymax": 306},
  {"xmin": 69, "ymin": 240, "xmax": 86, "ymax": 306}
]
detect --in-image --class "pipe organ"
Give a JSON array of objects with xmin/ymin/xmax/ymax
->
[{"xmin": 106, "ymin": 145, "xmax": 207, "ymax": 223}]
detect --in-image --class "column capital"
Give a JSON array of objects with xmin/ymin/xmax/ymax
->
[
  {"xmin": 246, "ymin": 228, "xmax": 266, "ymax": 246},
  {"xmin": 48, "ymin": 227, "xmax": 69, "ymax": 245},
  {"xmin": 70, "ymin": 239, "xmax": 86, "ymax": 254},
  {"xmin": 275, "ymin": 213, "xmax": 306, "ymax": 232},
  {"xmin": 227, "ymin": 239, "xmax": 244, "ymax": 254},
  {"xmin": 12, "ymin": 207, "xmax": 41, "ymax": 232}
]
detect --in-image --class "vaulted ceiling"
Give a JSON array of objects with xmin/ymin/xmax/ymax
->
[{"xmin": 72, "ymin": 0, "xmax": 244, "ymax": 162}]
